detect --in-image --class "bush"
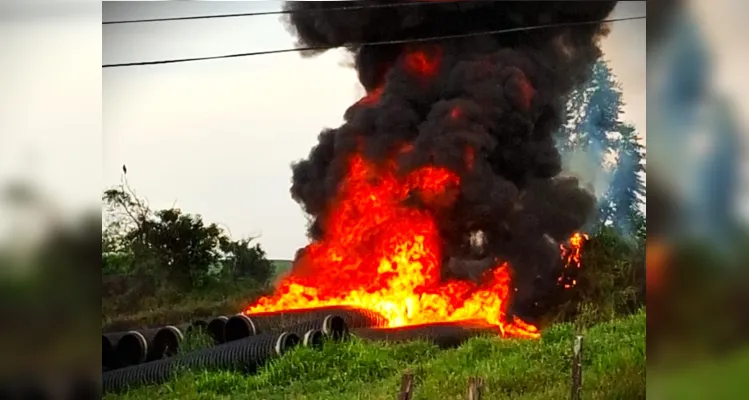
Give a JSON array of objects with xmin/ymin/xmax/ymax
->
[
  {"xmin": 220, "ymin": 238, "xmax": 274, "ymax": 286},
  {"xmin": 101, "ymin": 177, "xmax": 276, "ymax": 327},
  {"xmin": 552, "ymin": 226, "xmax": 645, "ymax": 326}
]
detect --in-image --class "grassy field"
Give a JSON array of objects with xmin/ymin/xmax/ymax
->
[{"xmin": 104, "ymin": 309, "xmax": 645, "ymax": 399}]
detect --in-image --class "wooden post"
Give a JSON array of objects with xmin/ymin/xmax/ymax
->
[
  {"xmin": 397, "ymin": 371, "xmax": 414, "ymax": 400},
  {"xmin": 570, "ymin": 335, "xmax": 584, "ymax": 400},
  {"xmin": 467, "ymin": 376, "xmax": 484, "ymax": 400}
]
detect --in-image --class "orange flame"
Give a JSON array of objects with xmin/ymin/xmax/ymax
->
[
  {"xmin": 557, "ymin": 232, "xmax": 588, "ymax": 289},
  {"xmin": 245, "ymin": 153, "xmax": 587, "ymax": 339}
]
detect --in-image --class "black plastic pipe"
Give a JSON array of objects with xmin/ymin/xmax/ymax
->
[
  {"xmin": 151, "ymin": 320, "xmax": 215, "ymax": 359},
  {"xmin": 301, "ymin": 329, "xmax": 324, "ymax": 348},
  {"xmin": 224, "ymin": 306, "xmax": 387, "ymax": 342},
  {"xmin": 206, "ymin": 316, "xmax": 229, "ymax": 344},
  {"xmin": 102, "ymin": 331, "xmax": 300, "ymax": 393},
  {"xmin": 151, "ymin": 325, "xmax": 184, "ymax": 359},
  {"xmin": 115, "ymin": 328, "xmax": 160, "ymax": 366},
  {"xmin": 281, "ymin": 314, "xmax": 349, "ymax": 341},
  {"xmin": 103, "ymin": 331, "xmax": 129, "ymax": 370},
  {"xmin": 351, "ymin": 320, "xmax": 499, "ymax": 349},
  {"xmin": 223, "ymin": 313, "xmax": 253, "ymax": 342},
  {"xmin": 106, "ymin": 320, "xmax": 211, "ymax": 370}
]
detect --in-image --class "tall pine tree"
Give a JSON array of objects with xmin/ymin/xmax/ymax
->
[
  {"xmin": 556, "ymin": 59, "xmax": 646, "ymax": 236},
  {"xmin": 601, "ymin": 123, "xmax": 646, "ymax": 236},
  {"xmin": 557, "ymin": 60, "xmax": 620, "ymax": 156}
]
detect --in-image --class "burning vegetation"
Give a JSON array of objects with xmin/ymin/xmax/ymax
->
[{"xmin": 245, "ymin": 1, "xmax": 617, "ymax": 337}]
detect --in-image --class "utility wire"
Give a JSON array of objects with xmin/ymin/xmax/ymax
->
[
  {"xmin": 103, "ymin": 1, "xmax": 437, "ymax": 25},
  {"xmin": 102, "ymin": 15, "xmax": 645, "ymax": 68}
]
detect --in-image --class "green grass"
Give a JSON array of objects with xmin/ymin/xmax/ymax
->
[{"xmin": 104, "ymin": 309, "xmax": 645, "ymax": 400}]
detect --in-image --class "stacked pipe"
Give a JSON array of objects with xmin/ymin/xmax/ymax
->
[
  {"xmin": 101, "ymin": 307, "xmax": 387, "ymax": 393},
  {"xmin": 102, "ymin": 331, "xmax": 300, "ymax": 393},
  {"xmin": 223, "ymin": 306, "xmax": 388, "ymax": 342},
  {"xmin": 104, "ymin": 307, "xmax": 388, "ymax": 372},
  {"xmin": 351, "ymin": 320, "xmax": 500, "ymax": 349},
  {"xmin": 206, "ymin": 316, "xmax": 229, "ymax": 344},
  {"xmin": 102, "ymin": 331, "xmax": 128, "ymax": 371},
  {"xmin": 102, "ymin": 319, "xmax": 212, "ymax": 370},
  {"xmin": 102, "ymin": 306, "xmax": 496, "ymax": 394}
]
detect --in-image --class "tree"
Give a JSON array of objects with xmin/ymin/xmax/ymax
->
[
  {"xmin": 101, "ymin": 170, "xmax": 275, "ymax": 289},
  {"xmin": 141, "ymin": 208, "xmax": 225, "ymax": 288},
  {"xmin": 557, "ymin": 60, "xmax": 623, "ymax": 163},
  {"xmin": 102, "ymin": 184, "xmax": 223, "ymax": 287},
  {"xmin": 102, "ymin": 174, "xmax": 155, "ymax": 277},
  {"xmin": 600, "ymin": 123, "xmax": 646, "ymax": 236},
  {"xmin": 556, "ymin": 59, "xmax": 646, "ymax": 236},
  {"xmin": 220, "ymin": 238, "xmax": 275, "ymax": 285}
]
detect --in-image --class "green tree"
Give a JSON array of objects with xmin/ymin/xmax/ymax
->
[
  {"xmin": 600, "ymin": 123, "xmax": 646, "ymax": 236},
  {"xmin": 557, "ymin": 59, "xmax": 623, "ymax": 162},
  {"xmin": 220, "ymin": 237, "xmax": 275, "ymax": 286},
  {"xmin": 556, "ymin": 59, "xmax": 646, "ymax": 236},
  {"xmin": 101, "ymin": 168, "xmax": 274, "ymax": 289}
]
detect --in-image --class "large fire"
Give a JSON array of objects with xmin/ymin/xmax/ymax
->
[
  {"xmin": 245, "ymin": 46, "xmax": 589, "ymax": 339},
  {"xmin": 245, "ymin": 152, "xmax": 587, "ymax": 339}
]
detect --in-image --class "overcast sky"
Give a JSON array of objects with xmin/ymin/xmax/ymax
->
[{"xmin": 98, "ymin": 1, "xmax": 646, "ymax": 259}]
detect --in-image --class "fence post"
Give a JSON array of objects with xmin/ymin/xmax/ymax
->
[
  {"xmin": 570, "ymin": 335, "xmax": 584, "ymax": 400},
  {"xmin": 467, "ymin": 376, "xmax": 484, "ymax": 400},
  {"xmin": 398, "ymin": 371, "xmax": 414, "ymax": 400}
]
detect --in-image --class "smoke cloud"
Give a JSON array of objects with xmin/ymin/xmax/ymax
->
[{"xmin": 284, "ymin": 1, "xmax": 616, "ymax": 323}]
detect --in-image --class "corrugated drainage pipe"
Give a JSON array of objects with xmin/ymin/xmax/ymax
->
[
  {"xmin": 281, "ymin": 315, "xmax": 349, "ymax": 341},
  {"xmin": 223, "ymin": 313, "xmax": 258, "ymax": 343},
  {"xmin": 150, "ymin": 325, "xmax": 184, "ymax": 360},
  {"xmin": 206, "ymin": 316, "xmax": 229, "ymax": 344},
  {"xmin": 352, "ymin": 320, "xmax": 499, "ymax": 349},
  {"xmin": 103, "ymin": 331, "xmax": 129, "ymax": 370},
  {"xmin": 115, "ymin": 328, "xmax": 158, "ymax": 367},
  {"xmin": 102, "ymin": 331, "xmax": 300, "ymax": 393},
  {"xmin": 225, "ymin": 306, "xmax": 386, "ymax": 342},
  {"xmin": 322, "ymin": 314, "xmax": 350, "ymax": 340},
  {"xmin": 302, "ymin": 329, "xmax": 324, "ymax": 348}
]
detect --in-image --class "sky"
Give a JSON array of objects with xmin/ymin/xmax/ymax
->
[{"xmin": 98, "ymin": 1, "xmax": 647, "ymax": 259}]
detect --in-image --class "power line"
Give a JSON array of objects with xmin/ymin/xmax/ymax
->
[
  {"xmin": 103, "ymin": 1, "xmax": 436, "ymax": 25},
  {"xmin": 102, "ymin": 15, "xmax": 645, "ymax": 69}
]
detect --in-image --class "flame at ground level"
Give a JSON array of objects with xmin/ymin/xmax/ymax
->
[{"xmin": 245, "ymin": 154, "xmax": 587, "ymax": 339}]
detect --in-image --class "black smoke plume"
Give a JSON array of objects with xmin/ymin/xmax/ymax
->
[{"xmin": 284, "ymin": 1, "xmax": 616, "ymax": 324}]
